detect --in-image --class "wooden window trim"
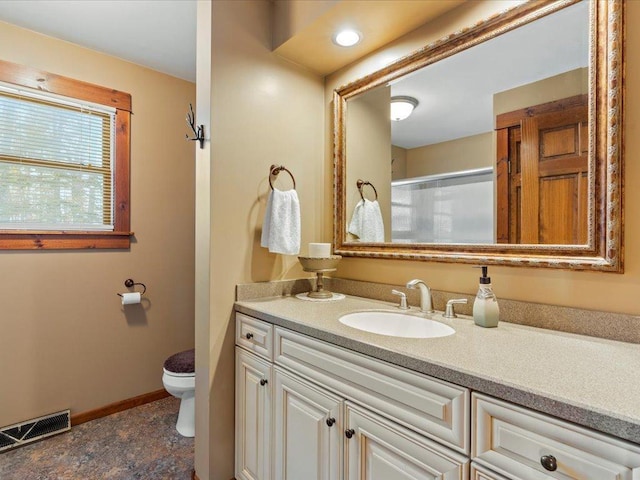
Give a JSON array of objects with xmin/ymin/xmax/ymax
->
[{"xmin": 0, "ymin": 60, "xmax": 133, "ymax": 250}]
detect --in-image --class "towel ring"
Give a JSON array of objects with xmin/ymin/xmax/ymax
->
[
  {"xmin": 357, "ymin": 179, "xmax": 378, "ymax": 201},
  {"xmin": 269, "ymin": 164, "xmax": 296, "ymax": 190}
]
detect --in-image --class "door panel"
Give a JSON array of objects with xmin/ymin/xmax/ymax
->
[
  {"xmin": 344, "ymin": 402, "xmax": 468, "ymax": 480},
  {"xmin": 274, "ymin": 367, "xmax": 342, "ymax": 480},
  {"xmin": 235, "ymin": 348, "xmax": 272, "ymax": 480}
]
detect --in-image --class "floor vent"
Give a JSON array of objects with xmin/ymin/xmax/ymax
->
[{"xmin": 0, "ymin": 410, "xmax": 70, "ymax": 452}]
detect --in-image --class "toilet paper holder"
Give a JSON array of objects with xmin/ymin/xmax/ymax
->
[{"xmin": 117, "ymin": 278, "xmax": 147, "ymax": 297}]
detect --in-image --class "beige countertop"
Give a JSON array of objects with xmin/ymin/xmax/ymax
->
[{"xmin": 235, "ymin": 294, "xmax": 640, "ymax": 445}]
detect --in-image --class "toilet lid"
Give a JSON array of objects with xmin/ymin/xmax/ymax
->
[{"xmin": 164, "ymin": 348, "xmax": 195, "ymax": 374}]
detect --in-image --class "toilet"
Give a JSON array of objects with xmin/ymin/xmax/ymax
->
[{"xmin": 162, "ymin": 348, "xmax": 195, "ymax": 437}]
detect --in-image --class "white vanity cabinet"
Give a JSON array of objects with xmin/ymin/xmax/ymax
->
[
  {"xmin": 236, "ymin": 300, "xmax": 640, "ymax": 480},
  {"xmin": 235, "ymin": 312, "xmax": 470, "ymax": 479},
  {"xmin": 236, "ymin": 309, "xmax": 640, "ymax": 480}
]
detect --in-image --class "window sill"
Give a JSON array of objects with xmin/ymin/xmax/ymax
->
[{"xmin": 0, "ymin": 231, "xmax": 133, "ymax": 250}]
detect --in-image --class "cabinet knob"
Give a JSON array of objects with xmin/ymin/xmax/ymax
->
[
  {"xmin": 326, "ymin": 417, "xmax": 336, "ymax": 427},
  {"xmin": 245, "ymin": 332, "xmax": 254, "ymax": 339},
  {"xmin": 345, "ymin": 428, "xmax": 355, "ymax": 439},
  {"xmin": 259, "ymin": 379, "xmax": 268, "ymax": 386},
  {"xmin": 540, "ymin": 454, "xmax": 557, "ymax": 471}
]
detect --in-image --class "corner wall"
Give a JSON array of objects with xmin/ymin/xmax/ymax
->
[
  {"xmin": 0, "ymin": 22, "xmax": 196, "ymax": 426},
  {"xmin": 195, "ymin": 1, "xmax": 325, "ymax": 477},
  {"xmin": 324, "ymin": 0, "xmax": 640, "ymax": 316}
]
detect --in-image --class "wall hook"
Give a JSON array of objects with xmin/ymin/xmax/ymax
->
[{"xmin": 185, "ymin": 103, "xmax": 205, "ymax": 149}]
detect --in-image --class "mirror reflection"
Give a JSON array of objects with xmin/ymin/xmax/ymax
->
[{"xmin": 345, "ymin": 1, "xmax": 589, "ymax": 245}]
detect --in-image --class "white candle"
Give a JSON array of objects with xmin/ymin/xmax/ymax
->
[{"xmin": 308, "ymin": 243, "xmax": 331, "ymax": 258}]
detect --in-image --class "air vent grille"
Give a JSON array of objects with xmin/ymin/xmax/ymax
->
[{"xmin": 0, "ymin": 410, "xmax": 70, "ymax": 452}]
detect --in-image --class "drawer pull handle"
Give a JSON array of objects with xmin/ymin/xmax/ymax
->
[
  {"xmin": 326, "ymin": 417, "xmax": 336, "ymax": 427},
  {"xmin": 540, "ymin": 455, "xmax": 557, "ymax": 471},
  {"xmin": 245, "ymin": 333, "xmax": 254, "ymax": 339},
  {"xmin": 345, "ymin": 428, "xmax": 355, "ymax": 439},
  {"xmin": 260, "ymin": 379, "xmax": 268, "ymax": 386}
]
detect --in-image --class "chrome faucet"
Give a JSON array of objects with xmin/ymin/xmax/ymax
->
[{"xmin": 406, "ymin": 279, "xmax": 434, "ymax": 313}]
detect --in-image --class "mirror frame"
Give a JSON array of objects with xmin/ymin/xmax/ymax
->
[{"xmin": 333, "ymin": 0, "xmax": 624, "ymax": 272}]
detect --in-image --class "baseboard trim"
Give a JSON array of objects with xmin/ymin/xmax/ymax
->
[
  {"xmin": 70, "ymin": 389, "xmax": 170, "ymax": 426},
  {"xmin": 191, "ymin": 470, "xmax": 236, "ymax": 479}
]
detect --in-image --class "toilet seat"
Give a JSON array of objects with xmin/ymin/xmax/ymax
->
[{"xmin": 164, "ymin": 348, "xmax": 195, "ymax": 375}]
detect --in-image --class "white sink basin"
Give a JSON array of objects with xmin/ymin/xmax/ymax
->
[{"xmin": 338, "ymin": 311, "xmax": 455, "ymax": 339}]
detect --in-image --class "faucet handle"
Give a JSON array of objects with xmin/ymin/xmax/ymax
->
[
  {"xmin": 391, "ymin": 289, "xmax": 409, "ymax": 310},
  {"xmin": 444, "ymin": 298, "xmax": 468, "ymax": 318}
]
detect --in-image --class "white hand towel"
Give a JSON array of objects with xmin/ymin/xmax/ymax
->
[
  {"xmin": 348, "ymin": 199, "xmax": 385, "ymax": 242},
  {"xmin": 348, "ymin": 200, "xmax": 364, "ymax": 238},
  {"xmin": 260, "ymin": 188, "xmax": 301, "ymax": 255}
]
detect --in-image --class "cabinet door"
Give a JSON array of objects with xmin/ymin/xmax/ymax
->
[
  {"xmin": 345, "ymin": 402, "xmax": 468, "ymax": 480},
  {"xmin": 235, "ymin": 348, "xmax": 272, "ymax": 480},
  {"xmin": 274, "ymin": 367, "xmax": 343, "ymax": 480}
]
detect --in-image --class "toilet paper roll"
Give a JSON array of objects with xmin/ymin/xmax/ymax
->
[
  {"xmin": 308, "ymin": 243, "xmax": 331, "ymax": 257},
  {"xmin": 121, "ymin": 292, "xmax": 141, "ymax": 305}
]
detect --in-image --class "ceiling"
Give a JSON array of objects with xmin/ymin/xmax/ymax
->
[
  {"xmin": 273, "ymin": 0, "xmax": 464, "ymax": 76},
  {"xmin": 389, "ymin": 0, "xmax": 589, "ymax": 148},
  {"xmin": 0, "ymin": 0, "xmax": 589, "ymax": 149},
  {"xmin": 0, "ymin": 0, "xmax": 464, "ymax": 82},
  {"xmin": 0, "ymin": 0, "xmax": 197, "ymax": 82}
]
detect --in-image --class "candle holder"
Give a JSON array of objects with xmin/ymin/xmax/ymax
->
[{"xmin": 298, "ymin": 255, "xmax": 342, "ymax": 299}]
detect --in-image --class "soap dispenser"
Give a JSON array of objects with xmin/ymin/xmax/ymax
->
[{"xmin": 473, "ymin": 266, "xmax": 499, "ymax": 328}]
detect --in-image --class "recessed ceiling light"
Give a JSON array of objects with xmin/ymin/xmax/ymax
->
[{"xmin": 333, "ymin": 29, "xmax": 361, "ymax": 47}]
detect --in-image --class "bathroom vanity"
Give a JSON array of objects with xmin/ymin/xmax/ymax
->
[{"xmin": 234, "ymin": 294, "xmax": 640, "ymax": 480}]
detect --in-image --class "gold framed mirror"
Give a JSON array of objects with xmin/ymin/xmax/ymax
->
[{"xmin": 333, "ymin": 0, "xmax": 624, "ymax": 272}]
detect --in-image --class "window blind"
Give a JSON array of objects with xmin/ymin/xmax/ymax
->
[{"xmin": 0, "ymin": 83, "xmax": 116, "ymax": 230}]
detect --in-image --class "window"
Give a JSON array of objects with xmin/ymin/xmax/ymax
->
[{"xmin": 0, "ymin": 60, "xmax": 131, "ymax": 249}]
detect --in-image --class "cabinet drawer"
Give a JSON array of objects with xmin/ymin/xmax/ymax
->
[
  {"xmin": 236, "ymin": 313, "xmax": 273, "ymax": 360},
  {"xmin": 275, "ymin": 327, "xmax": 470, "ymax": 454},
  {"xmin": 473, "ymin": 393, "xmax": 640, "ymax": 479}
]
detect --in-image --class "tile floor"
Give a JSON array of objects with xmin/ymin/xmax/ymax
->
[{"xmin": 0, "ymin": 397, "xmax": 194, "ymax": 479}]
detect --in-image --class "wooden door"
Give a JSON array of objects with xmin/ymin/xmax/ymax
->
[
  {"xmin": 274, "ymin": 367, "xmax": 343, "ymax": 480},
  {"xmin": 496, "ymin": 95, "xmax": 588, "ymax": 244}
]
